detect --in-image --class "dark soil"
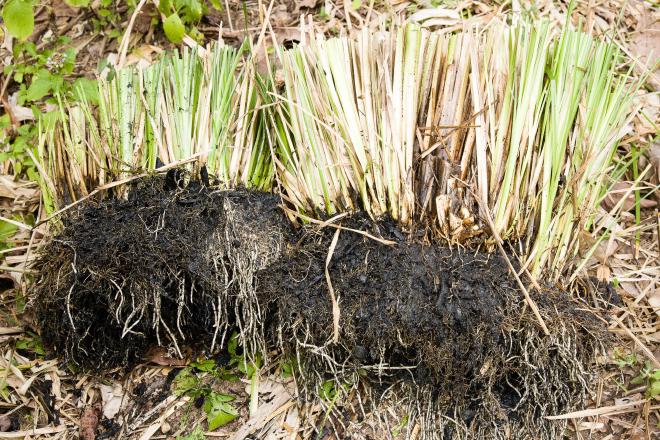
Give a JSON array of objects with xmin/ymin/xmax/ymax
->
[
  {"xmin": 34, "ymin": 176, "xmax": 292, "ymax": 368},
  {"xmin": 32, "ymin": 176, "xmax": 611, "ymax": 439}
]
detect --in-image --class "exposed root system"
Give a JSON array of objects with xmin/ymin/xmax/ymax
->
[
  {"xmin": 35, "ymin": 178, "xmax": 290, "ymax": 368},
  {"xmin": 33, "ymin": 178, "xmax": 611, "ymax": 439}
]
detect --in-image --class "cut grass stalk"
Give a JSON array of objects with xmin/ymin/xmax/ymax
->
[
  {"xmin": 36, "ymin": 41, "xmax": 268, "ymax": 211},
  {"xmin": 491, "ymin": 21, "xmax": 551, "ymax": 239},
  {"xmin": 35, "ymin": 19, "xmax": 637, "ymax": 280}
]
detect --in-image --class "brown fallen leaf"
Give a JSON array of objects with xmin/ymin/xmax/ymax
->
[
  {"xmin": 146, "ymin": 347, "xmax": 189, "ymax": 367},
  {"xmin": 80, "ymin": 406, "xmax": 99, "ymax": 440},
  {"xmin": 649, "ymin": 289, "xmax": 660, "ymax": 318},
  {"xmin": 295, "ymin": 0, "xmax": 319, "ymax": 11},
  {"xmin": 629, "ymin": 4, "xmax": 660, "ymax": 90},
  {"xmin": 51, "ymin": 0, "xmax": 79, "ymax": 18},
  {"xmin": 133, "ymin": 2, "xmax": 156, "ymax": 34},
  {"xmin": 122, "ymin": 45, "xmax": 164, "ymax": 69},
  {"xmin": 601, "ymin": 182, "xmax": 658, "ymax": 212},
  {"xmin": 645, "ymin": 142, "xmax": 660, "ymax": 190}
]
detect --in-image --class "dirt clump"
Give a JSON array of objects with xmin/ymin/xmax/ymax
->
[
  {"xmin": 33, "ymin": 177, "xmax": 609, "ymax": 439},
  {"xmin": 263, "ymin": 219, "xmax": 603, "ymax": 438},
  {"xmin": 33, "ymin": 177, "xmax": 291, "ymax": 369}
]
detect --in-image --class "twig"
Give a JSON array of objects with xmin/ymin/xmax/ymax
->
[
  {"xmin": 472, "ymin": 190, "xmax": 550, "ymax": 336},
  {"xmin": 281, "ymin": 207, "xmax": 396, "ymax": 246},
  {"xmin": 0, "ymin": 266, "xmax": 34, "ymax": 274},
  {"xmin": 546, "ymin": 399, "xmax": 647, "ymax": 420},
  {"xmin": 325, "ymin": 228, "xmax": 341, "ymax": 344},
  {"xmin": 0, "ymin": 327, "xmax": 23, "ymax": 335},
  {"xmin": 0, "ymin": 426, "xmax": 69, "ymax": 438}
]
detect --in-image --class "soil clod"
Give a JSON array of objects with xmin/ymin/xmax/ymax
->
[{"xmin": 33, "ymin": 177, "xmax": 610, "ymax": 439}]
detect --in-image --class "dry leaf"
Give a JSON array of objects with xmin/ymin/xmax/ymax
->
[
  {"xmin": 409, "ymin": 8, "xmax": 460, "ymax": 27},
  {"xmin": 99, "ymin": 383, "xmax": 123, "ymax": 420},
  {"xmin": 271, "ymin": 5, "xmax": 290, "ymax": 28},
  {"xmin": 6, "ymin": 93, "xmax": 35, "ymax": 123},
  {"xmin": 123, "ymin": 45, "xmax": 164, "ymax": 69},
  {"xmin": 0, "ymin": 414, "xmax": 11, "ymax": 432},
  {"xmin": 630, "ymin": 7, "xmax": 660, "ymax": 90},
  {"xmin": 645, "ymin": 142, "xmax": 660, "ymax": 189},
  {"xmin": 51, "ymin": 0, "xmax": 79, "ymax": 18},
  {"xmin": 596, "ymin": 264, "xmax": 611, "ymax": 281},
  {"xmin": 601, "ymin": 182, "xmax": 657, "ymax": 211},
  {"xmin": 295, "ymin": 0, "xmax": 319, "ymax": 11},
  {"xmin": 133, "ymin": 3, "xmax": 156, "ymax": 34},
  {"xmin": 146, "ymin": 347, "xmax": 188, "ymax": 366},
  {"xmin": 576, "ymin": 421, "xmax": 605, "ymax": 431},
  {"xmin": 648, "ymin": 289, "xmax": 660, "ymax": 318}
]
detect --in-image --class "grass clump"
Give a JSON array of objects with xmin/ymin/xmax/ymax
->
[
  {"xmin": 30, "ymin": 14, "xmax": 637, "ymax": 440},
  {"xmin": 36, "ymin": 18, "xmax": 635, "ymax": 279}
]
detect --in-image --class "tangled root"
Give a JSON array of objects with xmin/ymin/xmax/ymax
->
[
  {"xmin": 263, "ymin": 220, "xmax": 604, "ymax": 439},
  {"xmin": 33, "ymin": 178, "xmax": 290, "ymax": 368},
  {"xmin": 33, "ymin": 178, "xmax": 611, "ymax": 438}
]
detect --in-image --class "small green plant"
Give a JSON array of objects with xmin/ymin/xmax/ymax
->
[
  {"xmin": 158, "ymin": 0, "xmax": 217, "ymax": 43},
  {"xmin": 173, "ymin": 367, "xmax": 207, "ymax": 397},
  {"xmin": 173, "ymin": 336, "xmax": 261, "ymax": 433},
  {"xmin": 280, "ymin": 359, "xmax": 295, "ymax": 379},
  {"xmin": 613, "ymin": 348, "xmax": 638, "ymax": 368},
  {"xmin": 170, "ymin": 331, "xmax": 269, "ymax": 431},
  {"xmin": 0, "ymin": 217, "xmax": 20, "ymax": 251},
  {"xmin": 1, "ymin": 0, "xmax": 89, "ymax": 41},
  {"xmin": 226, "ymin": 332, "xmax": 262, "ymax": 380},
  {"xmin": 391, "ymin": 414, "xmax": 410, "ymax": 437},
  {"xmin": 204, "ymin": 391, "xmax": 239, "ymax": 430},
  {"xmin": 7, "ymin": 39, "xmax": 98, "ymax": 105},
  {"xmin": 315, "ymin": 379, "xmax": 352, "ymax": 440},
  {"xmin": 2, "ymin": 0, "xmax": 36, "ymax": 40},
  {"xmin": 1, "ymin": 38, "xmax": 97, "ymax": 180},
  {"xmin": 172, "ymin": 366, "xmax": 239, "ymax": 430},
  {"xmin": 631, "ymin": 361, "xmax": 660, "ymax": 399},
  {"xmin": 176, "ymin": 426, "xmax": 205, "ymax": 440},
  {"xmin": 91, "ymin": 0, "xmax": 123, "ymax": 40},
  {"xmin": 318, "ymin": 379, "xmax": 351, "ymax": 402},
  {"xmin": 15, "ymin": 332, "xmax": 45, "ymax": 356}
]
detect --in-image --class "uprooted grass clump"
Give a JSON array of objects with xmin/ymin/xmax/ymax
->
[{"xmin": 33, "ymin": 177, "xmax": 609, "ymax": 438}]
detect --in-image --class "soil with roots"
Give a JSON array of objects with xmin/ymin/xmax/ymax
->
[{"xmin": 33, "ymin": 176, "xmax": 613, "ymax": 439}]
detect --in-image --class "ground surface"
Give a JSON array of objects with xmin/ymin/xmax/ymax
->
[{"xmin": 0, "ymin": 0, "xmax": 658, "ymax": 439}]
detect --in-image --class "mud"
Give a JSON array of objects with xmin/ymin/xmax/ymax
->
[{"xmin": 32, "ymin": 177, "xmax": 611, "ymax": 439}]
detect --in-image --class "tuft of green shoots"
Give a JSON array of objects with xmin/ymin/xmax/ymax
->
[{"xmin": 36, "ymin": 20, "xmax": 636, "ymax": 280}]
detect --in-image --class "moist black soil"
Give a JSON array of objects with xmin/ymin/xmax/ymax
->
[
  {"xmin": 34, "ymin": 177, "xmax": 291, "ymax": 368},
  {"xmin": 32, "ymin": 176, "xmax": 609, "ymax": 439}
]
